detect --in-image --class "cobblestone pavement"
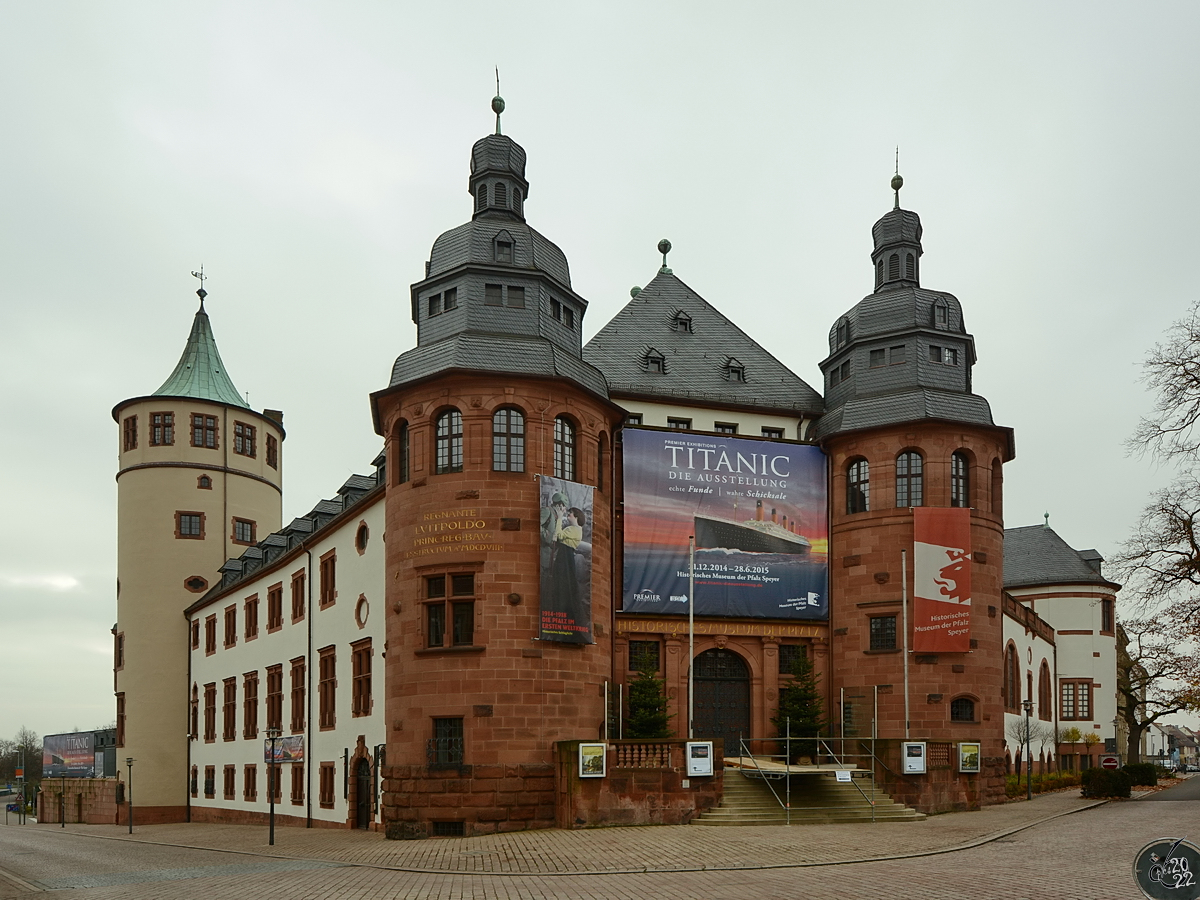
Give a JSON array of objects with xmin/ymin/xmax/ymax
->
[{"xmin": 0, "ymin": 786, "xmax": 1190, "ymax": 899}]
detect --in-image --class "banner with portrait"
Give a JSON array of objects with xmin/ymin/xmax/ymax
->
[
  {"xmin": 912, "ymin": 507, "xmax": 972, "ymax": 652},
  {"xmin": 538, "ymin": 475, "xmax": 595, "ymax": 643},
  {"xmin": 621, "ymin": 428, "xmax": 828, "ymax": 619}
]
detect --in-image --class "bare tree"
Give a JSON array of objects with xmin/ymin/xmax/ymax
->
[
  {"xmin": 1117, "ymin": 620, "xmax": 1200, "ymax": 763},
  {"xmin": 1129, "ymin": 301, "xmax": 1200, "ymax": 461},
  {"xmin": 1112, "ymin": 476, "xmax": 1200, "ymax": 622}
]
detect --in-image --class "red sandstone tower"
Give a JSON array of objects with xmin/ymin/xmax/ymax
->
[
  {"xmin": 371, "ymin": 97, "xmax": 623, "ymax": 838},
  {"xmin": 814, "ymin": 174, "xmax": 1015, "ymax": 809}
]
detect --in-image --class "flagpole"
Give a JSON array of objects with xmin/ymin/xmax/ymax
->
[
  {"xmin": 902, "ymin": 548, "xmax": 910, "ymax": 739},
  {"xmin": 688, "ymin": 535, "xmax": 695, "ymax": 741}
]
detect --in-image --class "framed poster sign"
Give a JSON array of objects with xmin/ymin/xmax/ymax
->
[
  {"xmin": 902, "ymin": 741, "xmax": 927, "ymax": 774},
  {"xmin": 686, "ymin": 741, "xmax": 714, "ymax": 777},
  {"xmin": 958, "ymin": 742, "xmax": 981, "ymax": 774},
  {"xmin": 579, "ymin": 743, "xmax": 607, "ymax": 778}
]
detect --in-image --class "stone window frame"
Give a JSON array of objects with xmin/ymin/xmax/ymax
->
[
  {"xmin": 223, "ymin": 764, "xmax": 236, "ymax": 800},
  {"xmin": 553, "ymin": 415, "xmax": 577, "ymax": 481},
  {"xmin": 868, "ymin": 615, "xmax": 898, "ymax": 651},
  {"xmin": 778, "ymin": 643, "xmax": 807, "ymax": 675},
  {"xmin": 1060, "ymin": 679, "xmax": 1093, "ymax": 721},
  {"xmin": 318, "ymin": 645, "xmax": 337, "ymax": 731},
  {"xmin": 393, "ymin": 419, "xmax": 410, "ymax": 485},
  {"xmin": 149, "ymin": 411, "xmax": 174, "ymax": 447},
  {"xmin": 434, "ymin": 408, "xmax": 464, "ymax": 475},
  {"xmin": 116, "ymin": 692, "xmax": 125, "ymax": 747},
  {"xmin": 114, "ymin": 631, "xmax": 125, "ymax": 671},
  {"xmin": 204, "ymin": 615, "xmax": 217, "ymax": 656},
  {"xmin": 197, "ymin": 474, "xmax": 212, "ymax": 490},
  {"xmin": 191, "ymin": 413, "xmax": 219, "ymax": 450},
  {"xmin": 1038, "ymin": 660, "xmax": 1052, "ymax": 721},
  {"xmin": 895, "ymin": 449, "xmax": 924, "ymax": 508},
  {"xmin": 244, "ymin": 595, "xmax": 259, "ymax": 641},
  {"xmin": 222, "ymin": 677, "xmax": 237, "ymax": 742},
  {"xmin": 352, "ymin": 638, "xmax": 373, "ymax": 717},
  {"xmin": 233, "ymin": 420, "xmax": 257, "ymax": 458},
  {"xmin": 319, "ymin": 761, "xmax": 336, "ymax": 809},
  {"xmin": 949, "ymin": 695, "xmax": 978, "ymax": 723},
  {"xmin": 419, "ymin": 572, "xmax": 480, "ymax": 654},
  {"xmin": 232, "ymin": 517, "xmax": 256, "ymax": 546},
  {"xmin": 291, "ymin": 570, "xmax": 306, "ymax": 623},
  {"xmin": 628, "ymin": 640, "xmax": 661, "ymax": 673},
  {"xmin": 319, "ymin": 550, "xmax": 337, "ymax": 609},
  {"xmin": 223, "ymin": 604, "xmax": 238, "ymax": 649},
  {"xmin": 267, "ymin": 433, "xmax": 279, "ymax": 469},
  {"xmin": 290, "ymin": 763, "xmax": 305, "ymax": 806},
  {"xmin": 846, "ymin": 457, "xmax": 870, "ymax": 514},
  {"xmin": 203, "ymin": 682, "xmax": 217, "ymax": 743},
  {"xmin": 265, "ymin": 664, "xmax": 284, "ymax": 732},
  {"xmin": 290, "ymin": 656, "xmax": 306, "ymax": 734},
  {"xmin": 950, "ymin": 451, "xmax": 971, "ymax": 508},
  {"xmin": 123, "ymin": 415, "xmax": 137, "ymax": 452},
  {"xmin": 204, "ymin": 765, "xmax": 215, "ymax": 799},
  {"xmin": 492, "ymin": 406, "xmax": 527, "ymax": 473},
  {"xmin": 1003, "ymin": 641, "xmax": 1020, "ymax": 712},
  {"xmin": 243, "ymin": 671, "xmax": 259, "ymax": 739},
  {"xmin": 243, "ymin": 764, "xmax": 257, "ymax": 802},
  {"xmin": 175, "ymin": 511, "xmax": 206, "ymax": 540},
  {"xmin": 266, "ymin": 583, "xmax": 284, "ymax": 633}
]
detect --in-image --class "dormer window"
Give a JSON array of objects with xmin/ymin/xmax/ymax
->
[
  {"xmin": 645, "ymin": 349, "xmax": 666, "ymax": 374},
  {"xmin": 722, "ymin": 358, "xmax": 745, "ymax": 382},
  {"xmin": 835, "ymin": 318, "xmax": 850, "ymax": 349},
  {"xmin": 672, "ymin": 310, "xmax": 693, "ymax": 333},
  {"xmin": 496, "ymin": 240, "xmax": 512, "ymax": 264},
  {"xmin": 932, "ymin": 298, "xmax": 949, "ymax": 329}
]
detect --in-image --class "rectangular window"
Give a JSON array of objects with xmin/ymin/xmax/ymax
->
[
  {"xmin": 290, "ymin": 657, "xmax": 306, "ymax": 733},
  {"xmin": 667, "ymin": 418, "xmax": 692, "ymax": 430},
  {"xmin": 266, "ymin": 665, "xmax": 283, "ymax": 732},
  {"xmin": 427, "ymin": 293, "xmax": 442, "ymax": 317},
  {"xmin": 244, "ymin": 595, "xmax": 259, "ymax": 641},
  {"xmin": 290, "ymin": 764, "xmax": 304, "ymax": 805},
  {"xmin": 778, "ymin": 643, "xmax": 807, "ymax": 675},
  {"xmin": 352, "ymin": 639, "xmax": 373, "ymax": 717},
  {"xmin": 506, "ymin": 286, "xmax": 525, "ymax": 308},
  {"xmin": 1060, "ymin": 681, "xmax": 1092, "ymax": 720},
  {"xmin": 929, "ymin": 345, "xmax": 943, "ymax": 363},
  {"xmin": 484, "ymin": 284, "xmax": 503, "ymax": 306},
  {"xmin": 869, "ymin": 615, "xmax": 897, "ymax": 651},
  {"xmin": 869, "ymin": 348, "xmax": 886, "ymax": 368},
  {"xmin": 496, "ymin": 241, "xmax": 512, "ymax": 263},
  {"xmin": 222, "ymin": 678, "xmax": 237, "ymax": 741},
  {"xmin": 318, "ymin": 646, "xmax": 336, "ymax": 730},
  {"xmin": 205, "ymin": 616, "xmax": 217, "ymax": 655},
  {"xmin": 115, "ymin": 631, "xmax": 125, "ymax": 670},
  {"xmin": 190, "ymin": 766, "xmax": 198, "ymax": 798},
  {"xmin": 320, "ymin": 551, "xmax": 336, "ymax": 608},
  {"xmin": 150, "ymin": 412, "xmax": 174, "ymax": 446},
  {"xmin": 626, "ymin": 414, "xmax": 643, "ymax": 426},
  {"xmin": 563, "ymin": 306, "xmax": 575, "ymax": 329},
  {"xmin": 945, "ymin": 348, "xmax": 958, "ymax": 366},
  {"xmin": 291, "ymin": 571, "xmax": 306, "ymax": 622},
  {"xmin": 431, "ymin": 717, "xmax": 464, "ymax": 766},
  {"xmin": 1078, "ymin": 682, "xmax": 1092, "ymax": 720},
  {"xmin": 266, "ymin": 434, "xmax": 278, "ymax": 470},
  {"xmin": 243, "ymin": 671, "xmax": 259, "ymax": 739},
  {"xmin": 443, "ymin": 287, "xmax": 458, "ymax": 311},
  {"xmin": 234, "ymin": 421, "xmax": 256, "ymax": 458},
  {"xmin": 319, "ymin": 762, "xmax": 336, "ymax": 809},
  {"xmin": 204, "ymin": 765, "xmax": 215, "ymax": 798},
  {"xmin": 244, "ymin": 765, "xmax": 257, "ymax": 802},
  {"xmin": 452, "ymin": 602, "xmax": 474, "ymax": 646},
  {"xmin": 761, "ymin": 427, "xmax": 784, "ymax": 439},
  {"xmin": 223, "ymin": 765, "xmax": 236, "ymax": 800},
  {"xmin": 267, "ymin": 583, "xmax": 283, "ymax": 632},
  {"xmin": 1061, "ymin": 681, "xmax": 1075, "ymax": 719},
  {"xmin": 233, "ymin": 518, "xmax": 256, "ymax": 545},
  {"xmin": 116, "ymin": 693, "xmax": 125, "ymax": 747},
  {"xmin": 191, "ymin": 414, "xmax": 218, "ymax": 449},
  {"xmin": 176, "ymin": 511, "xmax": 205, "ymax": 540},
  {"xmin": 628, "ymin": 640, "xmax": 660, "ymax": 672},
  {"xmin": 191, "ymin": 620, "xmax": 200, "ymax": 650},
  {"xmin": 426, "ymin": 602, "xmax": 446, "ymax": 648},
  {"xmin": 224, "ymin": 605, "xmax": 237, "ymax": 648},
  {"xmin": 123, "ymin": 415, "xmax": 137, "ymax": 451},
  {"xmin": 713, "ymin": 422, "xmax": 737, "ymax": 434},
  {"xmin": 889, "ymin": 345, "xmax": 906, "ymax": 365},
  {"xmin": 203, "ymin": 683, "xmax": 217, "ymax": 742},
  {"xmin": 1101, "ymin": 597, "xmax": 1115, "ymax": 634},
  {"xmin": 267, "ymin": 765, "xmax": 282, "ymax": 803},
  {"xmin": 551, "ymin": 298, "xmax": 562, "ymax": 321}
]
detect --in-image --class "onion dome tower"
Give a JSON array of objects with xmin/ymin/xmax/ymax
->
[
  {"xmin": 815, "ymin": 175, "xmax": 1015, "ymax": 812},
  {"xmin": 111, "ymin": 280, "xmax": 283, "ymax": 822},
  {"xmin": 371, "ymin": 97, "xmax": 623, "ymax": 839}
]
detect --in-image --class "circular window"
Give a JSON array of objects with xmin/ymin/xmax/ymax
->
[
  {"xmin": 184, "ymin": 576, "xmax": 209, "ymax": 593},
  {"xmin": 355, "ymin": 594, "xmax": 369, "ymax": 629},
  {"xmin": 355, "ymin": 522, "xmax": 369, "ymax": 555}
]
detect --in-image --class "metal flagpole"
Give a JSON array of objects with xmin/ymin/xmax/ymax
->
[
  {"xmin": 902, "ymin": 549, "xmax": 910, "ymax": 739},
  {"xmin": 688, "ymin": 535, "xmax": 695, "ymax": 740}
]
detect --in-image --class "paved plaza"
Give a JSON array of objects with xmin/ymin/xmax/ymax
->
[{"xmin": 0, "ymin": 782, "xmax": 1193, "ymax": 898}]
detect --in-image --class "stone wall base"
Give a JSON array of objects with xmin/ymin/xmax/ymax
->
[
  {"xmin": 382, "ymin": 763, "xmax": 555, "ymax": 839},
  {"xmin": 36, "ymin": 779, "xmax": 123, "ymax": 825},
  {"xmin": 189, "ymin": 805, "xmax": 378, "ymax": 830},
  {"xmin": 871, "ymin": 740, "xmax": 1007, "ymax": 813}
]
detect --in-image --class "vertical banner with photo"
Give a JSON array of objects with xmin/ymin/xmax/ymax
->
[
  {"xmin": 42, "ymin": 733, "xmax": 96, "ymax": 778},
  {"xmin": 621, "ymin": 428, "xmax": 828, "ymax": 619},
  {"xmin": 538, "ymin": 475, "xmax": 595, "ymax": 643},
  {"xmin": 912, "ymin": 507, "xmax": 972, "ymax": 652}
]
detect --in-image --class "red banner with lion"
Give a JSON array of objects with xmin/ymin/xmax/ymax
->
[{"xmin": 912, "ymin": 508, "xmax": 971, "ymax": 652}]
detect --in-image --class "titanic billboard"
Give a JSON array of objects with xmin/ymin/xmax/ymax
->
[{"xmin": 621, "ymin": 428, "xmax": 828, "ymax": 619}]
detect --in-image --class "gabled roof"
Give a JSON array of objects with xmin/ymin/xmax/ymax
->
[
  {"xmin": 153, "ymin": 304, "xmax": 248, "ymax": 408},
  {"xmin": 583, "ymin": 272, "xmax": 823, "ymax": 415},
  {"xmin": 1003, "ymin": 525, "xmax": 1121, "ymax": 590}
]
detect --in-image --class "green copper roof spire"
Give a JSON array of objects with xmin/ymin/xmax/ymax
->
[{"xmin": 152, "ymin": 275, "xmax": 249, "ymax": 408}]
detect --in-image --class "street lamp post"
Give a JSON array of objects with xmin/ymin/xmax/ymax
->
[
  {"xmin": 1021, "ymin": 700, "xmax": 1033, "ymax": 801},
  {"xmin": 60, "ymin": 774, "xmax": 66, "ymax": 828},
  {"xmin": 265, "ymin": 727, "xmax": 281, "ymax": 846},
  {"xmin": 125, "ymin": 758, "xmax": 134, "ymax": 834}
]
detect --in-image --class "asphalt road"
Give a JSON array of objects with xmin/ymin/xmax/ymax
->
[{"xmin": 1144, "ymin": 773, "xmax": 1200, "ymax": 800}]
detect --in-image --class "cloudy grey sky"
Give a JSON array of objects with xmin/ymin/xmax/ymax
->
[{"xmin": 3, "ymin": 2, "xmax": 1197, "ymax": 738}]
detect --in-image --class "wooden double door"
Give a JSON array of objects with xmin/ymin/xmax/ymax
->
[{"xmin": 692, "ymin": 648, "xmax": 751, "ymax": 754}]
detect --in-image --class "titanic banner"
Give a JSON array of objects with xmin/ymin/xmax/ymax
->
[
  {"xmin": 621, "ymin": 428, "xmax": 828, "ymax": 620},
  {"xmin": 912, "ymin": 507, "xmax": 972, "ymax": 652},
  {"xmin": 43, "ymin": 732, "xmax": 95, "ymax": 778},
  {"xmin": 538, "ymin": 475, "xmax": 595, "ymax": 643}
]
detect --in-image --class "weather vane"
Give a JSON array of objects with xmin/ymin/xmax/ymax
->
[
  {"xmin": 891, "ymin": 146, "xmax": 904, "ymax": 209},
  {"xmin": 492, "ymin": 67, "xmax": 505, "ymax": 135},
  {"xmin": 191, "ymin": 266, "xmax": 208, "ymax": 306}
]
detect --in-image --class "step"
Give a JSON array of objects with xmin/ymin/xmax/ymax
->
[{"xmin": 692, "ymin": 772, "xmax": 925, "ymax": 826}]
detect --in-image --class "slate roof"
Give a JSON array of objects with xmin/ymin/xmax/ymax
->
[
  {"xmin": 387, "ymin": 332, "xmax": 609, "ymax": 398},
  {"xmin": 152, "ymin": 303, "xmax": 249, "ymax": 408},
  {"xmin": 1003, "ymin": 525, "xmax": 1121, "ymax": 590},
  {"xmin": 583, "ymin": 272, "xmax": 823, "ymax": 415},
  {"xmin": 427, "ymin": 219, "xmax": 570, "ymax": 287},
  {"xmin": 814, "ymin": 388, "xmax": 996, "ymax": 437},
  {"xmin": 826, "ymin": 285, "xmax": 968, "ymax": 354}
]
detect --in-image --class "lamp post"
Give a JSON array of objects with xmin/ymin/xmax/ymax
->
[
  {"xmin": 125, "ymin": 758, "xmax": 134, "ymax": 833},
  {"xmin": 60, "ymin": 773, "xmax": 66, "ymax": 828},
  {"xmin": 1021, "ymin": 700, "xmax": 1033, "ymax": 801},
  {"xmin": 265, "ymin": 727, "xmax": 280, "ymax": 846}
]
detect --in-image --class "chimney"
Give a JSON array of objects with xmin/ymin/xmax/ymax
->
[{"xmin": 756, "ymin": 500, "xmax": 764, "ymax": 521}]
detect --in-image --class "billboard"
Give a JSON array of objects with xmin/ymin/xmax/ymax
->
[
  {"xmin": 912, "ymin": 507, "xmax": 972, "ymax": 652},
  {"xmin": 539, "ymin": 475, "xmax": 595, "ymax": 643},
  {"xmin": 263, "ymin": 735, "xmax": 305, "ymax": 764},
  {"xmin": 621, "ymin": 428, "xmax": 828, "ymax": 619},
  {"xmin": 43, "ymin": 732, "xmax": 95, "ymax": 778}
]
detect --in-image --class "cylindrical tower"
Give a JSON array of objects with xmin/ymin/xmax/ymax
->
[{"xmin": 112, "ymin": 290, "xmax": 283, "ymax": 822}]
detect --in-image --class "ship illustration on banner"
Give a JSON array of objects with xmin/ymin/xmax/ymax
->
[{"xmin": 693, "ymin": 498, "xmax": 811, "ymax": 556}]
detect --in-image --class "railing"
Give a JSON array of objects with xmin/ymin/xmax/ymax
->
[{"xmin": 612, "ymin": 742, "xmax": 672, "ymax": 769}]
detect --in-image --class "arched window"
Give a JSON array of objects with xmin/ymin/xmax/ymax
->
[
  {"xmin": 495, "ymin": 182, "xmax": 507, "ymax": 208},
  {"xmin": 991, "ymin": 458, "xmax": 1003, "ymax": 516},
  {"xmin": 190, "ymin": 684, "xmax": 199, "ymax": 738},
  {"xmin": 394, "ymin": 420, "xmax": 410, "ymax": 485},
  {"xmin": 513, "ymin": 187, "xmax": 522, "ymax": 215},
  {"xmin": 875, "ymin": 258, "xmax": 884, "ymax": 288},
  {"xmin": 434, "ymin": 410, "xmax": 463, "ymax": 475},
  {"xmin": 905, "ymin": 252, "xmax": 916, "ymax": 280},
  {"xmin": 950, "ymin": 452, "xmax": 969, "ymax": 508},
  {"xmin": 950, "ymin": 697, "xmax": 975, "ymax": 723},
  {"xmin": 553, "ymin": 416, "xmax": 576, "ymax": 480},
  {"xmin": 476, "ymin": 183, "xmax": 487, "ymax": 211},
  {"xmin": 1004, "ymin": 644, "xmax": 1018, "ymax": 711},
  {"xmin": 847, "ymin": 458, "xmax": 869, "ymax": 514},
  {"xmin": 1038, "ymin": 660, "xmax": 1052, "ymax": 720},
  {"xmin": 896, "ymin": 451, "xmax": 924, "ymax": 508},
  {"xmin": 492, "ymin": 407, "xmax": 525, "ymax": 472},
  {"xmin": 888, "ymin": 253, "xmax": 900, "ymax": 280}
]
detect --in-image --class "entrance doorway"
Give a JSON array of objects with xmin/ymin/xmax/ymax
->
[
  {"xmin": 692, "ymin": 648, "xmax": 751, "ymax": 755},
  {"xmin": 355, "ymin": 757, "xmax": 372, "ymax": 830}
]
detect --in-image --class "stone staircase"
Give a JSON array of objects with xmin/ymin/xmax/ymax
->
[{"xmin": 691, "ymin": 770, "xmax": 926, "ymax": 825}]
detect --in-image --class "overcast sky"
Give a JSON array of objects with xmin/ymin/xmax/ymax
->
[{"xmin": 3, "ymin": 2, "xmax": 1198, "ymax": 739}]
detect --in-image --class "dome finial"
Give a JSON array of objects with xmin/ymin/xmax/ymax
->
[
  {"xmin": 492, "ymin": 67, "xmax": 505, "ymax": 135},
  {"xmin": 190, "ymin": 266, "xmax": 207, "ymax": 309},
  {"xmin": 658, "ymin": 238, "xmax": 673, "ymax": 274},
  {"xmin": 891, "ymin": 146, "xmax": 903, "ymax": 210}
]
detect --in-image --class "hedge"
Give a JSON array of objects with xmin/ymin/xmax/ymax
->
[{"xmin": 1081, "ymin": 767, "xmax": 1131, "ymax": 798}]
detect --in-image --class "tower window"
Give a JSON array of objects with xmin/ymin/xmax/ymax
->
[
  {"xmin": 234, "ymin": 422, "xmax": 256, "ymax": 458},
  {"xmin": 905, "ymin": 252, "xmax": 916, "ymax": 280},
  {"xmin": 888, "ymin": 253, "xmax": 900, "ymax": 280},
  {"xmin": 494, "ymin": 182, "xmax": 507, "ymax": 208},
  {"xmin": 443, "ymin": 287, "xmax": 458, "ymax": 311},
  {"xmin": 951, "ymin": 452, "xmax": 970, "ymax": 508},
  {"xmin": 176, "ymin": 511, "xmax": 205, "ymax": 539},
  {"xmin": 553, "ymin": 416, "xmax": 576, "ymax": 480},
  {"xmin": 551, "ymin": 299, "xmax": 562, "ymax": 321},
  {"xmin": 563, "ymin": 306, "xmax": 575, "ymax": 328},
  {"xmin": 395, "ymin": 420, "xmax": 410, "ymax": 484},
  {"xmin": 875, "ymin": 258, "xmax": 884, "ymax": 288},
  {"xmin": 430, "ymin": 717, "xmax": 464, "ymax": 766},
  {"xmin": 889, "ymin": 345, "xmax": 906, "ymax": 365},
  {"xmin": 493, "ymin": 407, "xmax": 526, "ymax": 472},
  {"xmin": 435, "ymin": 409, "xmax": 464, "ymax": 474},
  {"xmin": 197, "ymin": 475, "xmax": 212, "ymax": 490},
  {"xmin": 847, "ymin": 458, "xmax": 869, "ymax": 513},
  {"xmin": 191, "ymin": 414, "xmax": 218, "ymax": 449},
  {"xmin": 835, "ymin": 318, "xmax": 850, "ymax": 348},
  {"xmin": 513, "ymin": 188, "xmax": 522, "ymax": 215},
  {"xmin": 123, "ymin": 415, "xmax": 137, "ymax": 451},
  {"xmin": 485, "ymin": 284, "xmax": 503, "ymax": 307},
  {"xmin": 950, "ymin": 697, "xmax": 975, "ymax": 722},
  {"xmin": 476, "ymin": 184, "xmax": 487, "ymax": 211},
  {"xmin": 869, "ymin": 615, "xmax": 897, "ymax": 650},
  {"xmin": 428, "ymin": 294, "xmax": 442, "ymax": 317},
  {"xmin": 150, "ymin": 412, "xmax": 174, "ymax": 446},
  {"xmin": 232, "ymin": 517, "xmax": 256, "ymax": 545},
  {"xmin": 896, "ymin": 451, "xmax": 924, "ymax": 508},
  {"xmin": 507, "ymin": 286, "xmax": 525, "ymax": 309},
  {"xmin": 870, "ymin": 349, "xmax": 886, "ymax": 368},
  {"xmin": 830, "ymin": 360, "xmax": 851, "ymax": 386},
  {"xmin": 496, "ymin": 240, "xmax": 512, "ymax": 263},
  {"xmin": 266, "ymin": 435, "xmax": 278, "ymax": 469},
  {"xmin": 932, "ymin": 299, "xmax": 949, "ymax": 328}
]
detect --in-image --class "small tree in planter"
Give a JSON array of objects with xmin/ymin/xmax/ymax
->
[
  {"xmin": 772, "ymin": 649, "xmax": 825, "ymax": 764},
  {"xmin": 1060, "ymin": 726, "xmax": 1083, "ymax": 769},
  {"xmin": 1082, "ymin": 731, "xmax": 1101, "ymax": 769},
  {"xmin": 624, "ymin": 650, "xmax": 673, "ymax": 739}
]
